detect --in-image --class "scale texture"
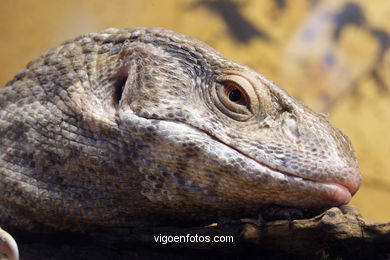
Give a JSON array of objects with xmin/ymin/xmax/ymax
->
[{"xmin": 0, "ymin": 27, "xmax": 360, "ymax": 231}]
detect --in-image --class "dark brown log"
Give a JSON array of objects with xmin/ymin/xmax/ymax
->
[{"xmin": 12, "ymin": 206, "xmax": 390, "ymax": 259}]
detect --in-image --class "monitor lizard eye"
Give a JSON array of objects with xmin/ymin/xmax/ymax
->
[
  {"xmin": 213, "ymin": 74, "xmax": 258, "ymax": 121},
  {"xmin": 223, "ymin": 81, "xmax": 248, "ymax": 106}
]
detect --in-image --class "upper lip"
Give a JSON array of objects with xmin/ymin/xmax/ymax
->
[
  {"xmin": 322, "ymin": 178, "xmax": 360, "ymax": 196},
  {"xmin": 274, "ymin": 167, "xmax": 360, "ymax": 196},
  {"xmin": 249, "ymin": 155, "xmax": 360, "ymax": 196}
]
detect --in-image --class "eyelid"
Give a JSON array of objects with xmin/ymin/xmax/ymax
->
[
  {"xmin": 212, "ymin": 73, "xmax": 259, "ymax": 121},
  {"xmin": 217, "ymin": 74, "xmax": 259, "ymax": 110},
  {"xmin": 217, "ymin": 74, "xmax": 254, "ymax": 90}
]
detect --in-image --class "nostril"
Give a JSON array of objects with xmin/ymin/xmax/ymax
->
[
  {"xmin": 113, "ymin": 74, "xmax": 127, "ymax": 107},
  {"xmin": 283, "ymin": 115, "xmax": 300, "ymax": 138},
  {"xmin": 112, "ymin": 65, "xmax": 130, "ymax": 108}
]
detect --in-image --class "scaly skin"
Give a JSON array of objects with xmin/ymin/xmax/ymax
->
[{"xmin": 0, "ymin": 28, "xmax": 360, "ymax": 237}]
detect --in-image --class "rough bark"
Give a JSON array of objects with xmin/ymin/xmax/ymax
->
[{"xmin": 12, "ymin": 206, "xmax": 390, "ymax": 259}]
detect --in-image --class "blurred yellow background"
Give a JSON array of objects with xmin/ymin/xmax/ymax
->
[{"xmin": 1, "ymin": 0, "xmax": 389, "ymax": 222}]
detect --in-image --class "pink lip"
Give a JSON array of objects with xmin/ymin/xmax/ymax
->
[
  {"xmin": 280, "ymin": 167, "xmax": 361, "ymax": 203},
  {"xmin": 273, "ymin": 166, "xmax": 361, "ymax": 205},
  {"xmin": 320, "ymin": 177, "xmax": 360, "ymax": 205},
  {"xmin": 327, "ymin": 182, "xmax": 353, "ymax": 205},
  {"xmin": 343, "ymin": 180, "xmax": 360, "ymax": 196}
]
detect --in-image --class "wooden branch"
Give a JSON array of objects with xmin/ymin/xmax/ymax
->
[{"xmin": 12, "ymin": 206, "xmax": 390, "ymax": 259}]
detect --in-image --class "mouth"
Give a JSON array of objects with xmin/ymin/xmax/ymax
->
[
  {"xmin": 317, "ymin": 179, "xmax": 360, "ymax": 204},
  {"xmin": 213, "ymin": 132, "xmax": 359, "ymax": 205},
  {"xmin": 231, "ymin": 145, "xmax": 359, "ymax": 206},
  {"xmin": 318, "ymin": 182, "xmax": 353, "ymax": 205},
  {"xmin": 197, "ymin": 126, "xmax": 361, "ymax": 203},
  {"xmin": 159, "ymin": 119, "xmax": 360, "ymax": 206},
  {"xmin": 286, "ymin": 169, "xmax": 362, "ymax": 208},
  {"xmin": 277, "ymin": 167, "xmax": 360, "ymax": 205}
]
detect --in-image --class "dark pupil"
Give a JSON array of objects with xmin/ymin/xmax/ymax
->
[{"xmin": 229, "ymin": 88, "xmax": 241, "ymax": 102}]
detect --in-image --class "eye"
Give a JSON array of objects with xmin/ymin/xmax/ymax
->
[
  {"xmin": 212, "ymin": 74, "xmax": 259, "ymax": 121},
  {"xmin": 223, "ymin": 81, "xmax": 249, "ymax": 106}
]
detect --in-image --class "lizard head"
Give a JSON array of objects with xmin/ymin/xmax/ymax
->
[{"xmin": 116, "ymin": 28, "xmax": 360, "ymax": 217}]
